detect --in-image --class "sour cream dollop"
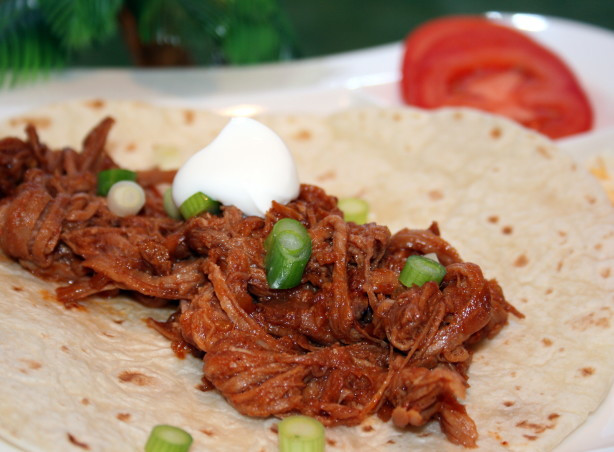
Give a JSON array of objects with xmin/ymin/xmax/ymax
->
[{"xmin": 172, "ymin": 117, "xmax": 300, "ymax": 217}]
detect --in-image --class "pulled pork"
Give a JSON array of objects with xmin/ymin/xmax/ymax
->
[{"xmin": 0, "ymin": 119, "xmax": 521, "ymax": 447}]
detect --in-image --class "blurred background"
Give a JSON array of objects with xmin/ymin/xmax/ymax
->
[{"xmin": 1, "ymin": 0, "xmax": 613, "ymax": 84}]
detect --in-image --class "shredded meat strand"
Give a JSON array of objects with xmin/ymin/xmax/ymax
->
[{"xmin": 0, "ymin": 120, "xmax": 522, "ymax": 448}]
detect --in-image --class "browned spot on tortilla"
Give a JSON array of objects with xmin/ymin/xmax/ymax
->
[
  {"xmin": 501, "ymin": 441, "xmax": 509, "ymax": 446},
  {"xmin": 545, "ymin": 288, "xmax": 553, "ymax": 295},
  {"xmin": 490, "ymin": 127, "xmax": 502, "ymax": 139},
  {"xmin": 102, "ymin": 331, "xmax": 115, "ymax": 338},
  {"xmin": 118, "ymin": 371, "xmax": 155, "ymax": 386},
  {"xmin": 487, "ymin": 215, "xmax": 499, "ymax": 223},
  {"xmin": 201, "ymin": 428, "xmax": 215, "ymax": 436},
  {"xmin": 453, "ymin": 111, "xmax": 464, "ymax": 120},
  {"xmin": 514, "ymin": 254, "xmax": 528, "ymax": 267},
  {"xmin": 183, "ymin": 109, "xmax": 195, "ymax": 125},
  {"xmin": 515, "ymin": 385, "xmax": 521, "ymax": 390},
  {"xmin": 12, "ymin": 286, "xmax": 23, "ymax": 292},
  {"xmin": 418, "ymin": 432, "xmax": 431, "ymax": 438},
  {"xmin": 428, "ymin": 189, "xmax": 443, "ymax": 200},
  {"xmin": 116, "ymin": 413, "xmax": 131, "ymax": 422},
  {"xmin": 516, "ymin": 421, "xmax": 548, "ymax": 434},
  {"xmin": 269, "ymin": 425, "xmax": 278, "ymax": 435},
  {"xmin": 548, "ymin": 413, "xmax": 560, "ymax": 421},
  {"xmin": 125, "ymin": 142, "xmax": 137, "ymax": 152},
  {"xmin": 81, "ymin": 398, "xmax": 90, "ymax": 405},
  {"xmin": 326, "ymin": 438, "xmax": 337, "ymax": 447},
  {"xmin": 510, "ymin": 371, "xmax": 516, "ymax": 377},
  {"xmin": 585, "ymin": 194, "xmax": 597, "ymax": 204},
  {"xmin": 293, "ymin": 129, "xmax": 312, "ymax": 141},
  {"xmin": 569, "ymin": 309, "xmax": 612, "ymax": 331},
  {"xmin": 524, "ymin": 435, "xmax": 538, "ymax": 441},
  {"xmin": 595, "ymin": 243, "xmax": 603, "ymax": 250},
  {"xmin": 392, "ymin": 112, "xmax": 402, "ymax": 121},
  {"xmin": 61, "ymin": 345, "xmax": 69, "ymax": 352},
  {"xmin": 86, "ymin": 99, "xmax": 105, "ymax": 109},
  {"xmin": 501, "ymin": 225, "xmax": 513, "ymax": 234},
  {"xmin": 536, "ymin": 146, "xmax": 552, "ymax": 159},
  {"xmin": 67, "ymin": 433, "xmax": 90, "ymax": 450},
  {"xmin": 9, "ymin": 116, "xmax": 51, "ymax": 129},
  {"xmin": 558, "ymin": 230, "xmax": 567, "ymax": 237},
  {"xmin": 556, "ymin": 260, "xmax": 564, "ymax": 272},
  {"xmin": 601, "ymin": 268, "xmax": 611, "ymax": 278},
  {"xmin": 21, "ymin": 359, "xmax": 41, "ymax": 370},
  {"xmin": 113, "ymin": 319, "xmax": 124, "ymax": 324},
  {"xmin": 316, "ymin": 169, "xmax": 337, "ymax": 182},
  {"xmin": 559, "ymin": 347, "xmax": 565, "ymax": 352},
  {"xmin": 542, "ymin": 338, "xmax": 553, "ymax": 346},
  {"xmin": 387, "ymin": 439, "xmax": 396, "ymax": 444},
  {"xmin": 580, "ymin": 367, "xmax": 595, "ymax": 377},
  {"xmin": 503, "ymin": 401, "xmax": 515, "ymax": 407},
  {"xmin": 362, "ymin": 425, "xmax": 374, "ymax": 432}
]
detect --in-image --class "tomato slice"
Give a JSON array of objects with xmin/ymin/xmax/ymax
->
[{"xmin": 401, "ymin": 16, "xmax": 593, "ymax": 139}]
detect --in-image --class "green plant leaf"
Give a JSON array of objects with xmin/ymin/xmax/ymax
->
[
  {"xmin": 38, "ymin": 0, "xmax": 124, "ymax": 48},
  {"xmin": 0, "ymin": 0, "xmax": 65, "ymax": 86}
]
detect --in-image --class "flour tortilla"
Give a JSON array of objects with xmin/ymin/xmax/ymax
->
[{"xmin": 0, "ymin": 100, "xmax": 612, "ymax": 452}]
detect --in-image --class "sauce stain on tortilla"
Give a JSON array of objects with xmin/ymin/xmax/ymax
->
[
  {"xmin": 67, "ymin": 433, "xmax": 90, "ymax": 450},
  {"xmin": 118, "ymin": 371, "xmax": 155, "ymax": 386}
]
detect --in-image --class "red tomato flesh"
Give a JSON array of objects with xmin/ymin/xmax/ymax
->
[{"xmin": 401, "ymin": 16, "xmax": 593, "ymax": 139}]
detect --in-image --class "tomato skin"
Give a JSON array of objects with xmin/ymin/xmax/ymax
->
[{"xmin": 401, "ymin": 16, "xmax": 593, "ymax": 139}]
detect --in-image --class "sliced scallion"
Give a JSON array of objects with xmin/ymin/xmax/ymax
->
[
  {"xmin": 163, "ymin": 187, "xmax": 182, "ymax": 220},
  {"xmin": 278, "ymin": 415, "xmax": 325, "ymax": 452},
  {"xmin": 107, "ymin": 180, "xmax": 146, "ymax": 217},
  {"xmin": 97, "ymin": 168, "xmax": 137, "ymax": 196},
  {"xmin": 399, "ymin": 254, "xmax": 446, "ymax": 288},
  {"xmin": 179, "ymin": 192, "xmax": 220, "ymax": 219},
  {"xmin": 338, "ymin": 198, "xmax": 369, "ymax": 225},
  {"xmin": 265, "ymin": 218, "xmax": 312, "ymax": 289},
  {"xmin": 145, "ymin": 424, "xmax": 193, "ymax": 452}
]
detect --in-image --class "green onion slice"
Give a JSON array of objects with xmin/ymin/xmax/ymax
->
[
  {"xmin": 179, "ymin": 192, "xmax": 220, "ymax": 219},
  {"xmin": 338, "ymin": 197, "xmax": 369, "ymax": 225},
  {"xmin": 278, "ymin": 416, "xmax": 325, "ymax": 452},
  {"xmin": 399, "ymin": 254, "xmax": 446, "ymax": 288},
  {"xmin": 265, "ymin": 218, "xmax": 312, "ymax": 289},
  {"xmin": 145, "ymin": 425, "xmax": 193, "ymax": 452},
  {"xmin": 107, "ymin": 181, "xmax": 146, "ymax": 217},
  {"xmin": 97, "ymin": 168, "xmax": 137, "ymax": 196},
  {"xmin": 163, "ymin": 187, "xmax": 182, "ymax": 220}
]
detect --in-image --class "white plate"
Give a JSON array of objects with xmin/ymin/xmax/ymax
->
[{"xmin": 0, "ymin": 12, "xmax": 613, "ymax": 452}]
